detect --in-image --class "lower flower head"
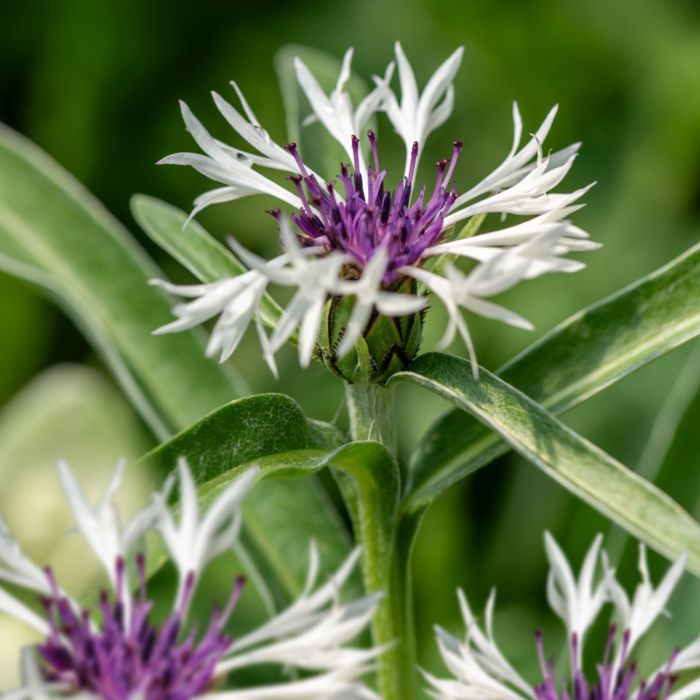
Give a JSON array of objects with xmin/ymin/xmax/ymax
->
[
  {"xmin": 37, "ymin": 558, "xmax": 242, "ymax": 700},
  {"xmin": 1, "ymin": 460, "xmax": 381, "ymax": 700},
  {"xmin": 425, "ymin": 533, "xmax": 700, "ymax": 700}
]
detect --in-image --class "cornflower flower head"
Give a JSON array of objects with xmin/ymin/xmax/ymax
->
[
  {"xmin": 0, "ymin": 460, "xmax": 381, "ymax": 700},
  {"xmin": 425, "ymin": 533, "xmax": 700, "ymax": 700},
  {"xmin": 154, "ymin": 43, "xmax": 599, "ymax": 380}
]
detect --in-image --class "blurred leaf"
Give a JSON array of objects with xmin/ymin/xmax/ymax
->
[
  {"xmin": 0, "ymin": 123, "xmax": 246, "ymax": 439},
  {"xmin": 605, "ymin": 341, "xmax": 700, "ymax": 560},
  {"xmin": 274, "ymin": 44, "xmax": 371, "ymax": 176},
  {"xmin": 392, "ymin": 353, "xmax": 700, "ymax": 575},
  {"xmin": 411, "ymin": 241, "xmax": 700, "ymax": 501},
  {"xmin": 130, "ymin": 194, "xmax": 284, "ymax": 329},
  {"xmin": 634, "ymin": 342, "xmax": 700, "ymax": 484}
]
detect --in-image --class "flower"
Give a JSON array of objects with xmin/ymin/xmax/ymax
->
[
  {"xmin": 154, "ymin": 43, "xmax": 598, "ymax": 377},
  {"xmin": 1, "ymin": 460, "xmax": 381, "ymax": 700},
  {"xmin": 425, "ymin": 532, "xmax": 700, "ymax": 700}
]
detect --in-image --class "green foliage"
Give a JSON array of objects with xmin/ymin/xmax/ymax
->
[
  {"xmin": 143, "ymin": 392, "xmax": 319, "ymax": 482},
  {"xmin": 0, "ymin": 123, "xmax": 246, "ymax": 439},
  {"xmin": 410, "ymin": 242, "xmax": 700, "ymax": 505},
  {"xmin": 142, "ymin": 393, "xmax": 355, "ymax": 603},
  {"xmin": 393, "ymin": 353, "xmax": 700, "ymax": 574},
  {"xmin": 131, "ymin": 195, "xmax": 284, "ymax": 329},
  {"xmin": 142, "ymin": 393, "xmax": 405, "ymax": 604}
]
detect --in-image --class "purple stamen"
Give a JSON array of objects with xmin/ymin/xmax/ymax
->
[
  {"xmin": 407, "ymin": 141, "xmax": 419, "ymax": 185},
  {"xmin": 286, "ymin": 132, "xmax": 461, "ymax": 285},
  {"xmin": 35, "ymin": 557, "xmax": 241, "ymax": 700},
  {"xmin": 533, "ymin": 626, "xmax": 680, "ymax": 700},
  {"xmin": 351, "ymin": 135, "xmax": 361, "ymax": 176},
  {"xmin": 444, "ymin": 140, "xmax": 463, "ymax": 185},
  {"xmin": 285, "ymin": 142, "xmax": 310, "ymax": 179}
]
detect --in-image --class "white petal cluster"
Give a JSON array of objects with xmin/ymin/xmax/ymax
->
[
  {"xmin": 153, "ymin": 220, "xmax": 426, "ymax": 375},
  {"xmin": 443, "ymin": 103, "xmax": 588, "ymax": 227},
  {"xmin": 381, "ymin": 43, "xmax": 463, "ymax": 174},
  {"xmin": 157, "ymin": 43, "xmax": 598, "ymax": 375},
  {"xmin": 295, "ymin": 47, "xmax": 392, "ymax": 180},
  {"xmin": 1, "ymin": 461, "xmax": 380, "ymax": 700},
  {"xmin": 404, "ymin": 224, "xmax": 595, "ymax": 375},
  {"xmin": 211, "ymin": 545, "xmax": 382, "ymax": 700},
  {"xmin": 426, "ymin": 532, "xmax": 700, "ymax": 700},
  {"xmin": 424, "ymin": 589, "xmax": 534, "ymax": 700}
]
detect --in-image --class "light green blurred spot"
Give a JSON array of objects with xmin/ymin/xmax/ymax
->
[{"xmin": 0, "ymin": 364, "xmax": 150, "ymax": 687}]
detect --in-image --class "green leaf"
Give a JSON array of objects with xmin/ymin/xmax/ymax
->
[
  {"xmin": 274, "ymin": 44, "xmax": 371, "ymax": 176},
  {"xmin": 143, "ymin": 392, "xmax": 322, "ymax": 482},
  {"xmin": 0, "ymin": 123, "xmax": 246, "ymax": 439},
  {"xmin": 0, "ymin": 124, "xmax": 349, "ymax": 609},
  {"xmin": 141, "ymin": 393, "xmax": 354, "ymax": 601},
  {"xmin": 130, "ymin": 194, "xmax": 283, "ymax": 329},
  {"xmin": 605, "ymin": 341, "xmax": 700, "ymax": 560},
  {"xmin": 392, "ymin": 352, "xmax": 700, "ymax": 574},
  {"xmin": 410, "ymin": 242, "xmax": 700, "ymax": 507}
]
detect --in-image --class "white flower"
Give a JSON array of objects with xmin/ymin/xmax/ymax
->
[
  {"xmin": 155, "ymin": 44, "xmax": 598, "ymax": 376},
  {"xmin": 426, "ymin": 533, "xmax": 700, "ymax": 700},
  {"xmin": 151, "ymin": 270, "xmax": 272, "ymax": 365},
  {"xmin": 2, "ymin": 461, "xmax": 380, "ymax": 700}
]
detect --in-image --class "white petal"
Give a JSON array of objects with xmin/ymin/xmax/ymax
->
[{"xmin": 0, "ymin": 589, "xmax": 50, "ymax": 635}]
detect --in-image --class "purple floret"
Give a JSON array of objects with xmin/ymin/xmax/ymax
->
[
  {"xmin": 534, "ymin": 626, "xmax": 680, "ymax": 700},
  {"xmin": 36, "ymin": 554, "xmax": 243, "ymax": 700},
  {"xmin": 284, "ymin": 132, "xmax": 461, "ymax": 285}
]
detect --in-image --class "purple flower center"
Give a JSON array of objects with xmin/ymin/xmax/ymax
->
[
  {"xmin": 283, "ymin": 132, "xmax": 461, "ymax": 285},
  {"xmin": 36, "ymin": 555, "xmax": 243, "ymax": 700},
  {"xmin": 533, "ymin": 626, "xmax": 680, "ymax": 700}
]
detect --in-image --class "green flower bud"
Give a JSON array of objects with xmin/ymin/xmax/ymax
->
[{"xmin": 317, "ymin": 282, "xmax": 424, "ymax": 384}]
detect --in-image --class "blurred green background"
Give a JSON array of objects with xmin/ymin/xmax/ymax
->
[{"xmin": 1, "ymin": 0, "xmax": 700, "ymax": 692}]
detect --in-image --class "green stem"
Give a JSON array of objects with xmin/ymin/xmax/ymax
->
[
  {"xmin": 345, "ymin": 381, "xmax": 398, "ymax": 453},
  {"xmin": 343, "ymin": 382, "xmax": 417, "ymax": 700}
]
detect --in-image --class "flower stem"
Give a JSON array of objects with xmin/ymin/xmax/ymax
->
[
  {"xmin": 343, "ymin": 382, "xmax": 417, "ymax": 700},
  {"xmin": 345, "ymin": 381, "xmax": 398, "ymax": 453}
]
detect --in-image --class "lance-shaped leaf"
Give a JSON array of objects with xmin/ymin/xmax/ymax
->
[
  {"xmin": 0, "ymin": 124, "xmax": 348, "ymax": 610},
  {"xmin": 142, "ymin": 392, "xmax": 354, "ymax": 601},
  {"xmin": 131, "ymin": 194, "xmax": 284, "ymax": 330},
  {"xmin": 410, "ymin": 242, "xmax": 700, "ymax": 509},
  {"xmin": 392, "ymin": 352, "xmax": 700, "ymax": 574},
  {"xmin": 144, "ymin": 394, "xmax": 399, "ymax": 601},
  {"xmin": 0, "ymin": 122, "xmax": 246, "ymax": 438}
]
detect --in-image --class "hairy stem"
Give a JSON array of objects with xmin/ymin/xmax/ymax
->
[{"xmin": 343, "ymin": 382, "xmax": 416, "ymax": 700}]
